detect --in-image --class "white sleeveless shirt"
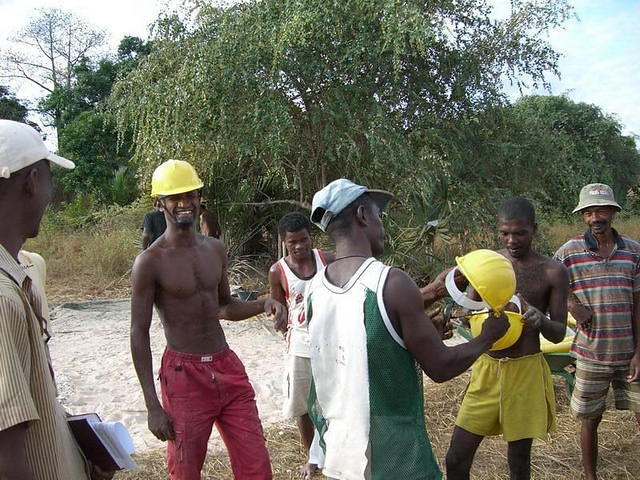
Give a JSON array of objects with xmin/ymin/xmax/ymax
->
[{"xmin": 275, "ymin": 248, "xmax": 327, "ymax": 357}]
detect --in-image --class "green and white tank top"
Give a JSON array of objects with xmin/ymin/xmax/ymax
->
[{"xmin": 306, "ymin": 258, "xmax": 442, "ymax": 480}]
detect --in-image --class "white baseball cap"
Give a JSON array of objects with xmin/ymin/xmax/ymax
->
[
  {"xmin": 0, "ymin": 120, "xmax": 75, "ymax": 179},
  {"xmin": 310, "ymin": 178, "xmax": 393, "ymax": 232}
]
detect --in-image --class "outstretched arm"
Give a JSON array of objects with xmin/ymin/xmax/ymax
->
[
  {"xmin": 268, "ymin": 264, "xmax": 288, "ymax": 333},
  {"xmin": 130, "ymin": 253, "xmax": 174, "ymax": 441},
  {"xmin": 385, "ymin": 268, "xmax": 509, "ymax": 383},
  {"xmin": 420, "ymin": 267, "xmax": 468, "ymax": 308},
  {"xmin": 218, "ymin": 246, "xmax": 286, "ymax": 323}
]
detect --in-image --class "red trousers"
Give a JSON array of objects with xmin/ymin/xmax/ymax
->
[{"xmin": 160, "ymin": 347, "xmax": 272, "ymax": 480}]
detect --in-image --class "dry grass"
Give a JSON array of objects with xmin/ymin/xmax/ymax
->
[
  {"xmin": 114, "ymin": 375, "xmax": 639, "ymax": 480},
  {"xmin": 23, "ymin": 203, "xmax": 145, "ymax": 304},
  {"xmin": 547, "ymin": 217, "xmax": 640, "ymax": 251}
]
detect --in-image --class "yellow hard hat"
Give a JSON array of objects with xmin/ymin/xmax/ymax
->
[
  {"xmin": 455, "ymin": 249, "xmax": 516, "ymax": 312},
  {"xmin": 151, "ymin": 159, "xmax": 204, "ymax": 197},
  {"xmin": 468, "ymin": 311, "xmax": 523, "ymax": 351}
]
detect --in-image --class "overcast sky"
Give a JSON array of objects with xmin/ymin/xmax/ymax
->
[{"xmin": 1, "ymin": 0, "xmax": 638, "ymax": 136}]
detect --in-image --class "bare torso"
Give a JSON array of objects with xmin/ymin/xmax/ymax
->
[
  {"xmin": 146, "ymin": 234, "xmax": 228, "ymax": 353},
  {"xmin": 490, "ymin": 249, "xmax": 556, "ymax": 358}
]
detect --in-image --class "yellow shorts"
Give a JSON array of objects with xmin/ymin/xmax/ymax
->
[{"xmin": 456, "ymin": 353, "xmax": 556, "ymax": 442}]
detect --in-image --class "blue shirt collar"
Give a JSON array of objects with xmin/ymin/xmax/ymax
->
[{"xmin": 584, "ymin": 227, "xmax": 624, "ymax": 251}]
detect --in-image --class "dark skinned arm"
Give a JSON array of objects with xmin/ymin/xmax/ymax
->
[
  {"xmin": 540, "ymin": 262, "xmax": 569, "ymax": 343},
  {"xmin": 217, "ymin": 246, "xmax": 286, "ymax": 323},
  {"xmin": 141, "ymin": 229, "xmax": 150, "ymax": 250},
  {"xmin": 385, "ymin": 268, "xmax": 509, "ymax": 383},
  {"xmin": 568, "ymin": 290, "xmax": 592, "ymax": 328},
  {"xmin": 0, "ymin": 423, "xmax": 34, "ymax": 480},
  {"xmin": 629, "ymin": 291, "xmax": 640, "ymax": 382},
  {"xmin": 420, "ymin": 267, "xmax": 468, "ymax": 308},
  {"xmin": 268, "ymin": 264, "xmax": 288, "ymax": 333},
  {"xmin": 130, "ymin": 253, "xmax": 174, "ymax": 441}
]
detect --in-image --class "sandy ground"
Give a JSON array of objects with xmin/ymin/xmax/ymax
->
[{"xmin": 48, "ymin": 299, "xmax": 286, "ymax": 454}]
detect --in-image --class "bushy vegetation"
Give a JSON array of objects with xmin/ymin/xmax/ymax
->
[
  {"xmin": 108, "ymin": 0, "xmax": 638, "ymax": 280},
  {"xmin": 23, "ymin": 200, "xmax": 149, "ymax": 301},
  {"xmin": 4, "ymin": 1, "xmax": 639, "ymax": 287}
]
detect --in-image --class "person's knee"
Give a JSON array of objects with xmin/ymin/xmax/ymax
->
[{"xmin": 582, "ymin": 415, "xmax": 602, "ymax": 431}]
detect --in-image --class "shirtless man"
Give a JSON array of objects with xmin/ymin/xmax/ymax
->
[
  {"xmin": 130, "ymin": 159, "xmax": 285, "ymax": 480},
  {"xmin": 446, "ymin": 196, "xmax": 569, "ymax": 480}
]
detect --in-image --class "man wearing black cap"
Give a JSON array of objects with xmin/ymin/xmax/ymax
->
[{"xmin": 304, "ymin": 178, "xmax": 509, "ymax": 480}]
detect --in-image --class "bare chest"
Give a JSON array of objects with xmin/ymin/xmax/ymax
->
[
  {"xmin": 514, "ymin": 262, "xmax": 551, "ymax": 310},
  {"xmin": 156, "ymin": 248, "xmax": 222, "ymax": 299}
]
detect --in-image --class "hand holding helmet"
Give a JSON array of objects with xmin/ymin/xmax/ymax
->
[
  {"xmin": 445, "ymin": 249, "xmax": 524, "ymax": 351},
  {"xmin": 519, "ymin": 294, "xmax": 546, "ymax": 330},
  {"xmin": 478, "ymin": 311, "xmax": 511, "ymax": 344}
]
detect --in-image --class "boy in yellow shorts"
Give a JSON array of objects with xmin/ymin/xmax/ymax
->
[{"xmin": 446, "ymin": 197, "xmax": 569, "ymax": 480}]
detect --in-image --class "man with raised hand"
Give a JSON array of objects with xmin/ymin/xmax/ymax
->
[
  {"xmin": 555, "ymin": 183, "xmax": 640, "ymax": 480},
  {"xmin": 304, "ymin": 178, "xmax": 509, "ymax": 480},
  {"xmin": 130, "ymin": 159, "xmax": 285, "ymax": 480}
]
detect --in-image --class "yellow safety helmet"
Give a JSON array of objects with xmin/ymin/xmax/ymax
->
[
  {"xmin": 151, "ymin": 159, "xmax": 204, "ymax": 197},
  {"xmin": 468, "ymin": 311, "xmax": 523, "ymax": 351},
  {"xmin": 454, "ymin": 249, "xmax": 516, "ymax": 312}
]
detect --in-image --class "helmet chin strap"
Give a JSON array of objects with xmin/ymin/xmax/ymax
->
[{"xmin": 445, "ymin": 268, "xmax": 521, "ymax": 312}]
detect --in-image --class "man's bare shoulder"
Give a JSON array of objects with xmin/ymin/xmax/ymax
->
[
  {"xmin": 384, "ymin": 267, "xmax": 421, "ymax": 303},
  {"xmin": 132, "ymin": 247, "xmax": 161, "ymax": 283},
  {"xmin": 269, "ymin": 260, "xmax": 281, "ymax": 275},
  {"xmin": 134, "ymin": 244, "xmax": 161, "ymax": 268},
  {"xmin": 543, "ymin": 254, "xmax": 568, "ymax": 284},
  {"xmin": 197, "ymin": 234, "xmax": 226, "ymax": 256}
]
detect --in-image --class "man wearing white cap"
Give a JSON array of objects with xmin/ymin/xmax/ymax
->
[
  {"xmin": 305, "ymin": 178, "xmax": 509, "ymax": 480},
  {"xmin": 554, "ymin": 183, "xmax": 640, "ymax": 480},
  {"xmin": 0, "ymin": 120, "xmax": 112, "ymax": 479}
]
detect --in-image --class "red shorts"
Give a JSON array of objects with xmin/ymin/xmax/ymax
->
[{"xmin": 160, "ymin": 347, "xmax": 272, "ymax": 480}]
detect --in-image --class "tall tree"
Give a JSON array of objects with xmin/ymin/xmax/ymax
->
[
  {"xmin": 48, "ymin": 37, "xmax": 151, "ymax": 204},
  {"xmin": 112, "ymin": 0, "xmax": 572, "ymax": 203},
  {"xmin": 1, "ymin": 8, "xmax": 106, "ymax": 131},
  {"xmin": 110, "ymin": 0, "xmax": 572, "ymax": 259}
]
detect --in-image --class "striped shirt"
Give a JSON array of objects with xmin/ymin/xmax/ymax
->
[
  {"xmin": 0, "ymin": 245, "xmax": 89, "ymax": 479},
  {"xmin": 554, "ymin": 230, "xmax": 640, "ymax": 365}
]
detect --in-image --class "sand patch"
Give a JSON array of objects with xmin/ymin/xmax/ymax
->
[{"xmin": 49, "ymin": 299, "xmax": 286, "ymax": 454}]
